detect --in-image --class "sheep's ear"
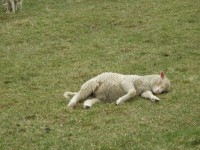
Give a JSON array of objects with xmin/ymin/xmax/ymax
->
[{"xmin": 160, "ymin": 72, "xmax": 165, "ymax": 79}]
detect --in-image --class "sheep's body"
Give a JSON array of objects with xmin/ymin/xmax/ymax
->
[
  {"xmin": 86, "ymin": 73, "xmax": 140, "ymax": 102},
  {"xmin": 65, "ymin": 72, "xmax": 170, "ymax": 109},
  {"xmin": 83, "ymin": 73, "xmax": 128, "ymax": 102}
]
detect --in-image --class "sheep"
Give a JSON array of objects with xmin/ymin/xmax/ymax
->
[
  {"xmin": 6, "ymin": 0, "xmax": 23, "ymax": 13},
  {"xmin": 64, "ymin": 72, "xmax": 170, "ymax": 109}
]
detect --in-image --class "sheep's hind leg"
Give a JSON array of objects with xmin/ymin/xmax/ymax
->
[
  {"xmin": 67, "ymin": 89, "xmax": 95, "ymax": 109},
  {"xmin": 83, "ymin": 98, "xmax": 100, "ymax": 109},
  {"xmin": 67, "ymin": 93, "xmax": 79, "ymax": 108},
  {"xmin": 67, "ymin": 78, "xmax": 100, "ymax": 109}
]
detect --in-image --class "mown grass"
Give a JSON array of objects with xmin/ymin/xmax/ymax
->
[{"xmin": 0, "ymin": 0, "xmax": 200, "ymax": 149}]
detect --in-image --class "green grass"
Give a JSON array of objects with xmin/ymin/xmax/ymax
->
[{"xmin": 0, "ymin": 0, "xmax": 200, "ymax": 149}]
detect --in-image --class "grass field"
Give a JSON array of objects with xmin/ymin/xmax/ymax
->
[{"xmin": 0, "ymin": 0, "xmax": 200, "ymax": 149}]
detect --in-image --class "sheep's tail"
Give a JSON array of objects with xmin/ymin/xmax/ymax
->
[{"xmin": 63, "ymin": 92, "xmax": 77, "ymax": 99}]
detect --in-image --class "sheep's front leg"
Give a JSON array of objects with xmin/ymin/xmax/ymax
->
[
  {"xmin": 116, "ymin": 89, "xmax": 136, "ymax": 105},
  {"xmin": 116, "ymin": 79, "xmax": 136, "ymax": 105},
  {"xmin": 83, "ymin": 98, "xmax": 100, "ymax": 109},
  {"xmin": 141, "ymin": 91, "xmax": 160, "ymax": 102}
]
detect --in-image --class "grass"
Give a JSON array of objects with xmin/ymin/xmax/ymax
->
[{"xmin": 0, "ymin": 0, "xmax": 200, "ymax": 149}]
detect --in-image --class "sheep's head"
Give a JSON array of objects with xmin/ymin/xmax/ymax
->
[{"xmin": 151, "ymin": 72, "xmax": 170, "ymax": 95}]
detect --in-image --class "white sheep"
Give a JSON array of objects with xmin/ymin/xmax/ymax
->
[{"xmin": 64, "ymin": 72, "xmax": 170, "ymax": 109}]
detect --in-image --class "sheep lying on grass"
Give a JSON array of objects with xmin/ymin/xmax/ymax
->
[{"xmin": 64, "ymin": 72, "xmax": 170, "ymax": 109}]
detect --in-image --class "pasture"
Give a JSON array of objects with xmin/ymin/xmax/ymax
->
[{"xmin": 0, "ymin": 0, "xmax": 199, "ymax": 149}]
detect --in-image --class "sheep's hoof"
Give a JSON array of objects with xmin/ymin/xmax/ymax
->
[
  {"xmin": 155, "ymin": 99, "xmax": 160, "ymax": 103},
  {"xmin": 85, "ymin": 106, "xmax": 91, "ymax": 109}
]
